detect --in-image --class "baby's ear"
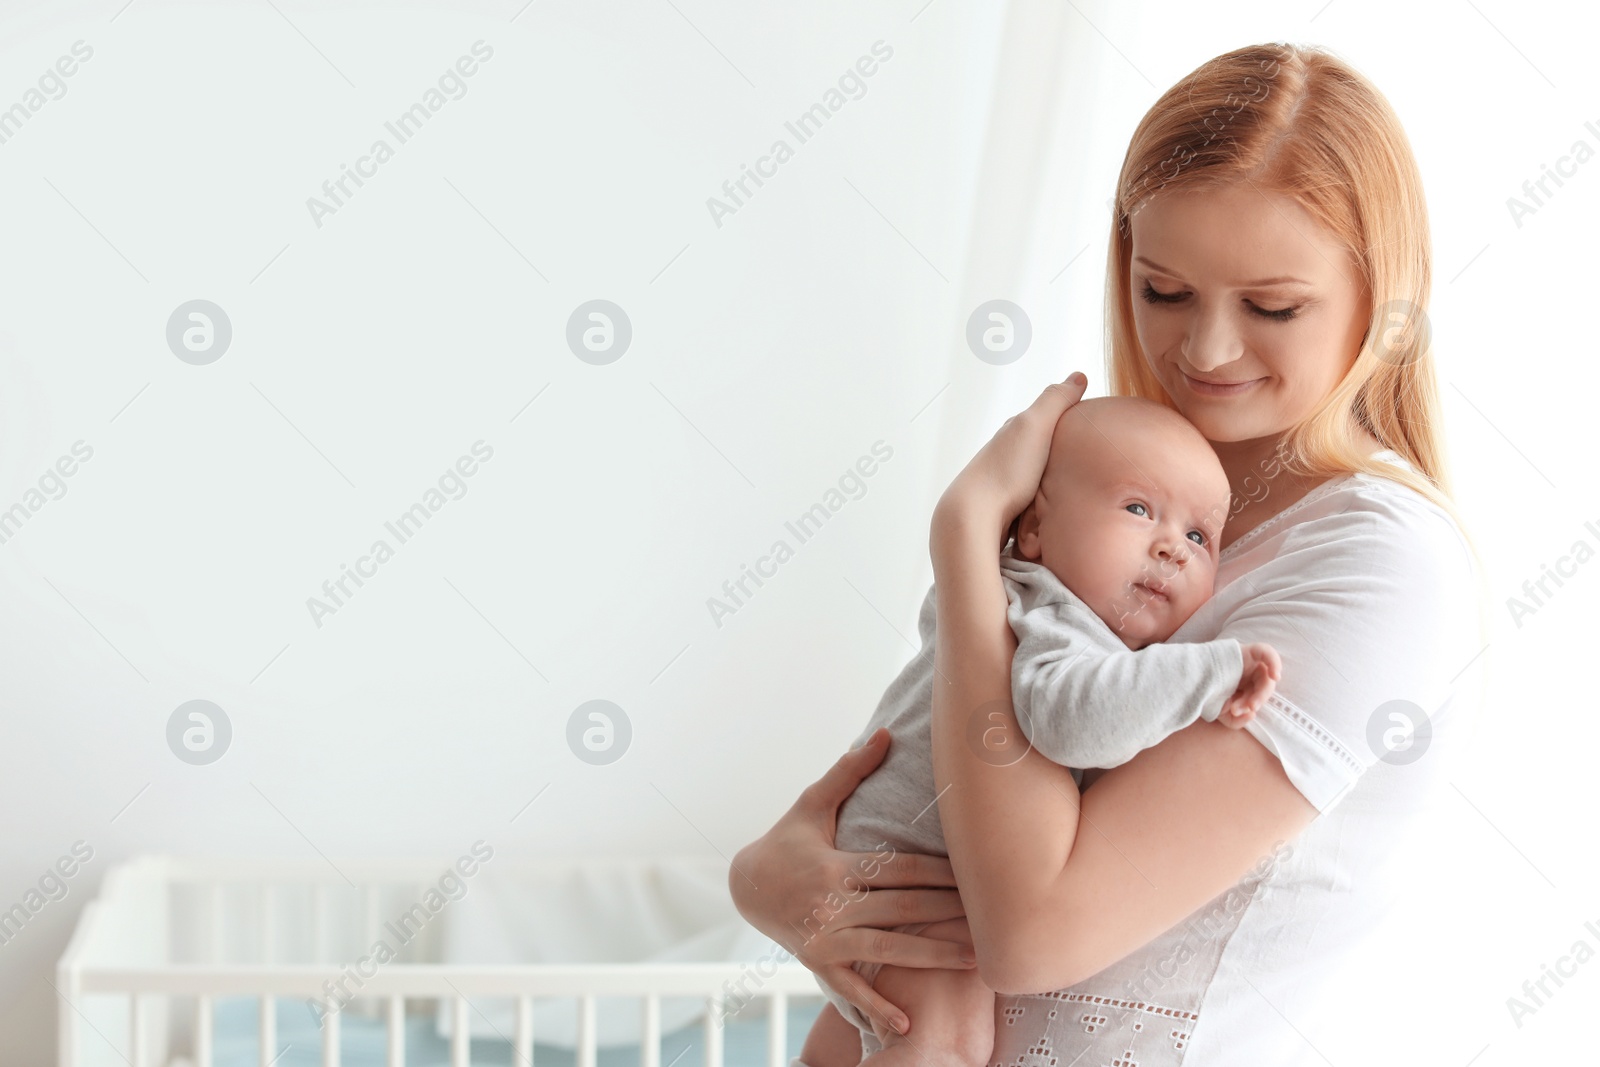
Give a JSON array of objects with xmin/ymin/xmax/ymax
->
[{"xmin": 1014, "ymin": 501, "xmax": 1043, "ymax": 559}]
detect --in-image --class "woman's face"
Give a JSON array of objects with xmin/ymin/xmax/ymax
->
[{"xmin": 1128, "ymin": 182, "xmax": 1372, "ymax": 444}]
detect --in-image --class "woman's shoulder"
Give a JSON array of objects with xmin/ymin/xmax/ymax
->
[
  {"xmin": 1227, "ymin": 449, "xmax": 1477, "ymax": 583},
  {"xmin": 1201, "ymin": 452, "xmax": 1485, "ymax": 814}
]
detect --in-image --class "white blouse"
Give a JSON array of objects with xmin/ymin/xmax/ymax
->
[{"xmin": 984, "ymin": 450, "xmax": 1488, "ymax": 1065}]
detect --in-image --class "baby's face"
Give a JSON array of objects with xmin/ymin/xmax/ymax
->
[{"xmin": 1015, "ymin": 401, "xmax": 1231, "ymax": 650}]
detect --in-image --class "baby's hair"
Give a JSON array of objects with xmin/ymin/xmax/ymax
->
[{"xmin": 1048, "ymin": 396, "xmax": 1217, "ymax": 481}]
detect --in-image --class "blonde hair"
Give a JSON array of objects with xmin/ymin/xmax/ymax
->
[{"xmin": 1104, "ymin": 43, "xmax": 1471, "ymax": 546}]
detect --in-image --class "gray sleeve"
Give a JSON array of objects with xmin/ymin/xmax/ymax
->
[{"xmin": 1011, "ymin": 603, "xmax": 1244, "ymax": 769}]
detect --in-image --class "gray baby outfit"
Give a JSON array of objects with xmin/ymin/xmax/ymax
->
[{"xmin": 823, "ymin": 542, "xmax": 1244, "ymax": 1040}]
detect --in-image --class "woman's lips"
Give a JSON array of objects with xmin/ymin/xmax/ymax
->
[{"xmin": 1182, "ymin": 371, "xmax": 1262, "ymax": 397}]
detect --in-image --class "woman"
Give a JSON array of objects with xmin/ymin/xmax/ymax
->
[{"xmin": 731, "ymin": 43, "xmax": 1488, "ymax": 1064}]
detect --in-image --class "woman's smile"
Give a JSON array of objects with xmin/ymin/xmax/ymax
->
[{"xmin": 1181, "ymin": 371, "xmax": 1265, "ymax": 397}]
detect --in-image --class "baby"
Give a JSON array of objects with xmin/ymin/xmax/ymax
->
[{"xmin": 804, "ymin": 396, "xmax": 1282, "ymax": 1067}]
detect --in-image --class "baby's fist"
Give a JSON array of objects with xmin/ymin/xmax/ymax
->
[{"xmin": 1221, "ymin": 642, "xmax": 1281, "ymax": 727}]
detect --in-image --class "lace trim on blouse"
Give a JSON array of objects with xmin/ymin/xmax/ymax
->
[
  {"xmin": 1265, "ymin": 691, "xmax": 1364, "ymax": 778},
  {"xmin": 998, "ymin": 992, "xmax": 1201, "ymax": 1058}
]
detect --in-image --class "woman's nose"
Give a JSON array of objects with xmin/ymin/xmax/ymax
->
[{"xmin": 1181, "ymin": 307, "xmax": 1245, "ymax": 370}]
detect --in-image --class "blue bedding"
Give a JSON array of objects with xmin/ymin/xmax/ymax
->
[{"xmin": 209, "ymin": 995, "xmax": 826, "ymax": 1067}]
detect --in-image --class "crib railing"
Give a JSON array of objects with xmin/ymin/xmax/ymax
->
[
  {"xmin": 64, "ymin": 965, "xmax": 816, "ymax": 1067},
  {"xmin": 57, "ymin": 856, "xmax": 823, "ymax": 1067}
]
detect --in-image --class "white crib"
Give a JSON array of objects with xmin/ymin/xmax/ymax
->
[{"xmin": 57, "ymin": 855, "xmax": 824, "ymax": 1067}]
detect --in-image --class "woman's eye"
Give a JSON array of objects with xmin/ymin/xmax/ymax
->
[
  {"xmin": 1249, "ymin": 302, "xmax": 1299, "ymax": 322},
  {"xmin": 1142, "ymin": 280, "xmax": 1300, "ymax": 323},
  {"xmin": 1125, "ymin": 503, "xmax": 1149, "ymax": 517},
  {"xmin": 1139, "ymin": 282, "xmax": 1183, "ymax": 305}
]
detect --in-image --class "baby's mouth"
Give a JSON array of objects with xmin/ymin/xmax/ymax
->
[{"xmin": 1135, "ymin": 581, "xmax": 1170, "ymax": 603}]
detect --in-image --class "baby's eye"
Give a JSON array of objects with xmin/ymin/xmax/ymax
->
[
  {"xmin": 1187, "ymin": 530, "xmax": 1206, "ymax": 546},
  {"xmin": 1125, "ymin": 502, "xmax": 1149, "ymax": 517}
]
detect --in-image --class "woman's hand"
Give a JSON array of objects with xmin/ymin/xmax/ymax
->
[
  {"xmin": 729, "ymin": 727, "xmax": 974, "ymax": 1036},
  {"xmin": 932, "ymin": 373, "xmax": 1088, "ymax": 553}
]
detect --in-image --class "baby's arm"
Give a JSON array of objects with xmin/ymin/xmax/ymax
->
[{"xmin": 1012, "ymin": 602, "xmax": 1276, "ymax": 768}]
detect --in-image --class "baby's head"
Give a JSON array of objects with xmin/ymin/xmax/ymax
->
[{"xmin": 1014, "ymin": 396, "xmax": 1231, "ymax": 650}]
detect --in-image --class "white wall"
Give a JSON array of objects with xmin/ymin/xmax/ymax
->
[{"xmin": 1, "ymin": 1, "xmax": 1595, "ymax": 1063}]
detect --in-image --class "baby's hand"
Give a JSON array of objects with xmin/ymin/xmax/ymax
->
[{"xmin": 1219, "ymin": 642, "xmax": 1281, "ymax": 728}]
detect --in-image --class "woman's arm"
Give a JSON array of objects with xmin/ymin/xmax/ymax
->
[
  {"xmin": 729, "ymin": 727, "xmax": 978, "ymax": 1036},
  {"xmin": 926, "ymin": 378, "xmax": 1317, "ymax": 995}
]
